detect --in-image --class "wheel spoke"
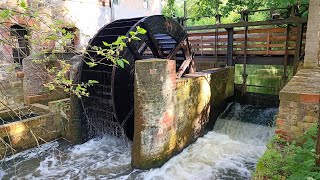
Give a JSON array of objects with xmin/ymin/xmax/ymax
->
[{"xmin": 141, "ymin": 22, "xmax": 165, "ymax": 58}]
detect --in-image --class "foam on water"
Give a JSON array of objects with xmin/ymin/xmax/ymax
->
[
  {"xmin": 139, "ymin": 125, "xmax": 272, "ymax": 180},
  {"xmin": 0, "ymin": 103, "xmax": 277, "ymax": 180},
  {"xmin": 1, "ymin": 135, "xmax": 132, "ymax": 179},
  {"xmin": 126, "ymin": 103, "xmax": 277, "ymax": 180}
]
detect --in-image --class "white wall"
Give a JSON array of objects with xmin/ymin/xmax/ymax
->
[
  {"xmin": 62, "ymin": 0, "xmax": 162, "ymax": 50},
  {"xmin": 63, "ymin": 0, "xmax": 112, "ymax": 50},
  {"xmin": 114, "ymin": 0, "xmax": 162, "ymax": 19}
]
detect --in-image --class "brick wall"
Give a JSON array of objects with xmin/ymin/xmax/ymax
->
[
  {"xmin": 133, "ymin": 59, "xmax": 234, "ymax": 169},
  {"xmin": 22, "ymin": 55, "xmax": 69, "ymax": 105},
  {"xmin": 276, "ymin": 69, "xmax": 320, "ymax": 140}
]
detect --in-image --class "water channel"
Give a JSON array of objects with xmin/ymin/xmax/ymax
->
[{"xmin": 0, "ymin": 103, "xmax": 277, "ymax": 179}]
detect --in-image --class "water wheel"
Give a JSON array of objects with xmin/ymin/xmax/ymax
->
[{"xmin": 78, "ymin": 15, "xmax": 194, "ymax": 140}]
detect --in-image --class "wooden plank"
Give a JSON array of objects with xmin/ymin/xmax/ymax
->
[
  {"xmin": 189, "ymin": 36, "xmax": 299, "ymax": 44},
  {"xmin": 233, "ymin": 27, "xmax": 299, "ymax": 34},
  {"xmin": 167, "ymin": 34, "xmax": 188, "ymax": 59},
  {"xmin": 194, "ymin": 50, "xmax": 227, "ymax": 54},
  {"xmin": 293, "ymin": 23, "xmax": 304, "ymax": 75},
  {"xmin": 283, "ymin": 25, "xmax": 291, "ymax": 81},
  {"xmin": 191, "ymin": 43, "xmax": 296, "ymax": 49},
  {"xmin": 188, "ymin": 31, "xmax": 228, "ymax": 37},
  {"xmin": 234, "ymin": 50, "xmax": 295, "ymax": 55},
  {"xmin": 194, "ymin": 50, "xmax": 295, "ymax": 55},
  {"xmin": 188, "ymin": 27, "xmax": 300, "ymax": 37}
]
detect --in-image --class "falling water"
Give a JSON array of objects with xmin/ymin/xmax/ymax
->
[{"xmin": 0, "ymin": 103, "xmax": 277, "ymax": 179}]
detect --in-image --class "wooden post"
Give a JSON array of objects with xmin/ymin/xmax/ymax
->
[
  {"xmin": 215, "ymin": 28, "xmax": 218, "ymax": 61},
  {"xmin": 242, "ymin": 12, "xmax": 249, "ymax": 95},
  {"xmin": 201, "ymin": 35, "xmax": 203, "ymax": 56},
  {"xmin": 266, "ymin": 29, "xmax": 270, "ymax": 55},
  {"xmin": 283, "ymin": 24, "xmax": 291, "ymax": 82},
  {"xmin": 226, "ymin": 28, "xmax": 234, "ymax": 66},
  {"xmin": 293, "ymin": 23, "xmax": 304, "ymax": 75}
]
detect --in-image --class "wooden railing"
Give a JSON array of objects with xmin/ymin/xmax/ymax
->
[
  {"xmin": 185, "ymin": 17, "xmax": 308, "ymax": 72},
  {"xmin": 188, "ymin": 27, "xmax": 306, "ymax": 57}
]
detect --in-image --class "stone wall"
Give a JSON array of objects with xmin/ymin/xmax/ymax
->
[
  {"xmin": 23, "ymin": 55, "xmax": 69, "ymax": 105},
  {"xmin": 0, "ymin": 64, "xmax": 24, "ymax": 110},
  {"xmin": 0, "ymin": 104, "xmax": 62, "ymax": 158},
  {"xmin": 275, "ymin": 69, "xmax": 320, "ymax": 140},
  {"xmin": 133, "ymin": 59, "xmax": 234, "ymax": 169},
  {"xmin": 0, "ymin": 99, "xmax": 75, "ymax": 159}
]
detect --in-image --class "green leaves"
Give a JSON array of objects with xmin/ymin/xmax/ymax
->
[
  {"xmin": 86, "ymin": 62, "xmax": 97, "ymax": 67},
  {"xmin": 88, "ymin": 80, "xmax": 99, "ymax": 84},
  {"xmin": 136, "ymin": 26, "xmax": 147, "ymax": 34},
  {"xmin": 254, "ymin": 125, "xmax": 320, "ymax": 180},
  {"xmin": 0, "ymin": 9, "xmax": 12, "ymax": 20},
  {"xmin": 87, "ymin": 27, "xmax": 146, "ymax": 70},
  {"xmin": 103, "ymin": 41, "xmax": 110, "ymax": 47},
  {"xmin": 116, "ymin": 59, "xmax": 124, "ymax": 68},
  {"xmin": 19, "ymin": 0, "xmax": 28, "ymax": 9}
]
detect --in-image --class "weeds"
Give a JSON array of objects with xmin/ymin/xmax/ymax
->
[{"xmin": 254, "ymin": 125, "xmax": 320, "ymax": 180}]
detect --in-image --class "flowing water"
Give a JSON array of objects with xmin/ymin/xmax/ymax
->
[{"xmin": 0, "ymin": 103, "xmax": 277, "ymax": 180}]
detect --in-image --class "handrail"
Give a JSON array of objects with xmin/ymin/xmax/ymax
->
[{"xmin": 184, "ymin": 17, "xmax": 307, "ymax": 31}]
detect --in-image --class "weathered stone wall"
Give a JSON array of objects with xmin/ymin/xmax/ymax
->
[
  {"xmin": 133, "ymin": 59, "xmax": 234, "ymax": 169},
  {"xmin": 0, "ymin": 104, "xmax": 62, "ymax": 158},
  {"xmin": 275, "ymin": 69, "xmax": 320, "ymax": 140},
  {"xmin": 0, "ymin": 99, "xmax": 77, "ymax": 159},
  {"xmin": 23, "ymin": 55, "xmax": 69, "ymax": 105},
  {"xmin": 48, "ymin": 98, "xmax": 81, "ymax": 143},
  {"xmin": 0, "ymin": 65, "xmax": 24, "ymax": 110}
]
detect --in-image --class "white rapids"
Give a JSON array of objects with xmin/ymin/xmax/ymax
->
[{"xmin": 0, "ymin": 103, "xmax": 277, "ymax": 180}]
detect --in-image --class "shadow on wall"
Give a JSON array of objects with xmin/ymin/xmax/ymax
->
[{"xmin": 133, "ymin": 59, "xmax": 234, "ymax": 169}]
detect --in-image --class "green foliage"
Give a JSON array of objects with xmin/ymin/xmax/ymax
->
[
  {"xmin": 254, "ymin": 125, "xmax": 320, "ymax": 180},
  {"xmin": 85, "ymin": 26, "xmax": 145, "ymax": 68},
  {"xmin": 163, "ymin": 0, "xmax": 309, "ymax": 25},
  {"xmin": 162, "ymin": 0, "xmax": 176, "ymax": 17}
]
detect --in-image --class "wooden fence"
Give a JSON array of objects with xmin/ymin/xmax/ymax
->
[{"xmin": 188, "ymin": 27, "xmax": 306, "ymax": 57}]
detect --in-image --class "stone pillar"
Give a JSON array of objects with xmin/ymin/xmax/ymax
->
[
  {"xmin": 276, "ymin": 69, "xmax": 320, "ymax": 140},
  {"xmin": 132, "ymin": 59, "xmax": 176, "ymax": 169},
  {"xmin": 304, "ymin": 0, "xmax": 320, "ymax": 68}
]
